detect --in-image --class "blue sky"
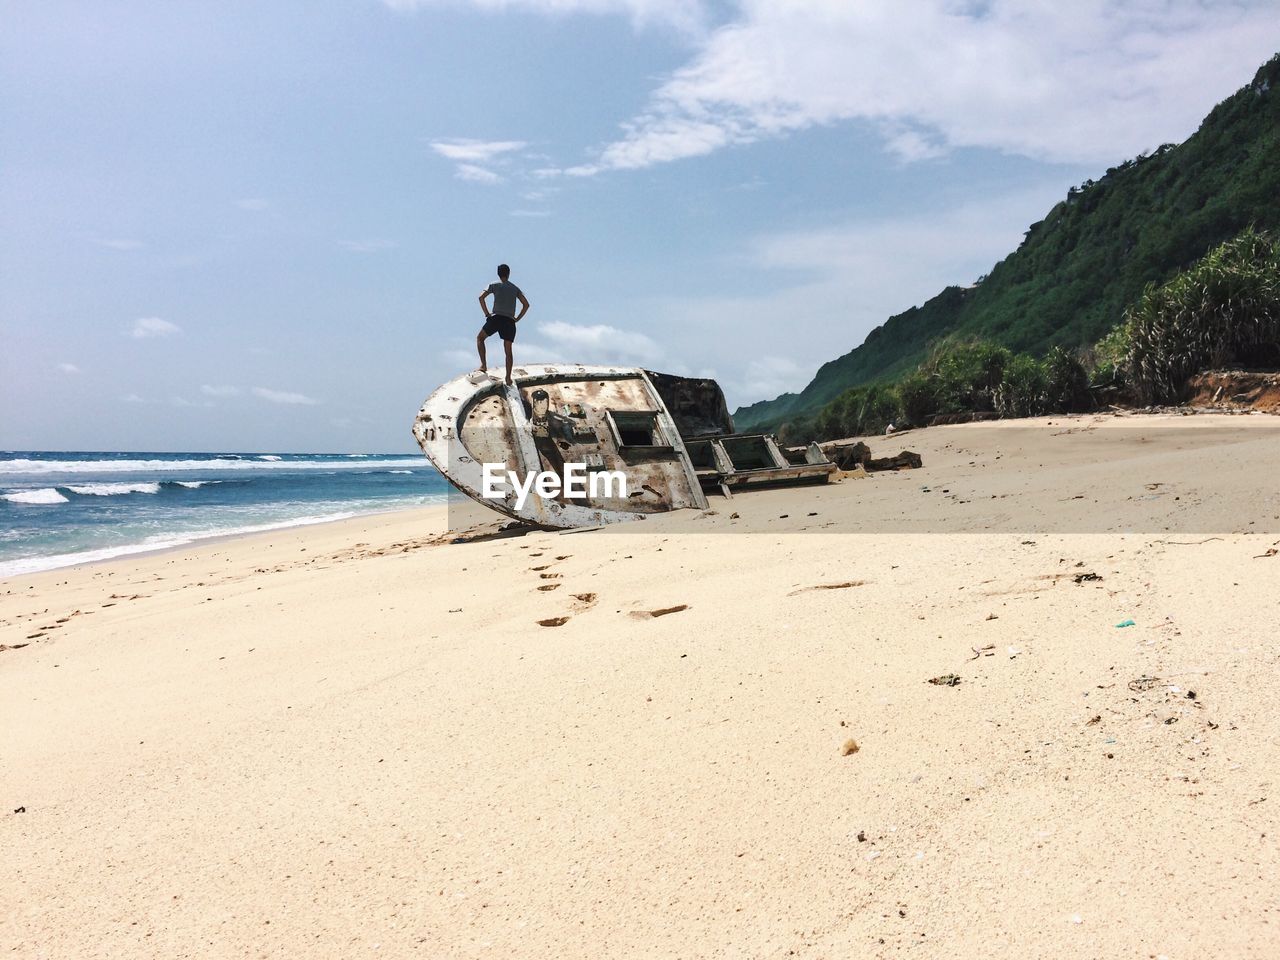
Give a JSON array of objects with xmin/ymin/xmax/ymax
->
[{"xmin": 3, "ymin": 0, "xmax": 1277, "ymax": 452}]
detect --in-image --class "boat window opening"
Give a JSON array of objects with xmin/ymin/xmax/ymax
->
[
  {"xmin": 684, "ymin": 440, "xmax": 717, "ymax": 470},
  {"xmin": 607, "ymin": 410, "xmax": 667, "ymax": 447},
  {"xmin": 720, "ymin": 435, "xmax": 782, "ymax": 470}
]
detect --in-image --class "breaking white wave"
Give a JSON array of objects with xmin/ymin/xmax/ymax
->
[
  {"xmin": 174, "ymin": 480, "xmax": 218, "ymax": 489},
  {"xmin": 257, "ymin": 455, "xmax": 283, "ymax": 461},
  {"xmin": 389, "ymin": 470, "xmax": 413, "ymax": 474},
  {"xmin": 67, "ymin": 482, "xmax": 162, "ymax": 496},
  {"xmin": 4, "ymin": 488, "xmax": 69, "ymax": 505},
  {"xmin": 0, "ymin": 511, "xmax": 361, "ymax": 578},
  {"xmin": 0, "ymin": 457, "xmax": 425, "ymax": 475}
]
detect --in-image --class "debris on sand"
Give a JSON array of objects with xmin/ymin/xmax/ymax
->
[
  {"xmin": 1073, "ymin": 572, "xmax": 1103, "ymax": 583},
  {"xmin": 787, "ymin": 580, "xmax": 868, "ymax": 596},
  {"xmin": 1115, "ymin": 618, "xmax": 1136, "ymax": 628},
  {"xmin": 927, "ymin": 673, "xmax": 961, "ymax": 687},
  {"xmin": 1127, "ymin": 676, "xmax": 1161, "ymax": 692},
  {"xmin": 628, "ymin": 604, "xmax": 690, "ymax": 620},
  {"xmin": 819, "ymin": 440, "xmax": 923, "ymax": 472},
  {"xmin": 841, "ymin": 738, "xmax": 860, "ymax": 756},
  {"xmin": 537, "ymin": 617, "xmax": 570, "ymax": 627}
]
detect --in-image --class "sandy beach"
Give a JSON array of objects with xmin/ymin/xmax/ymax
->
[{"xmin": 3, "ymin": 413, "xmax": 1279, "ymax": 958}]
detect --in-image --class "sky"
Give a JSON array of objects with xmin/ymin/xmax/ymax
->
[{"xmin": 2, "ymin": 1, "xmax": 1277, "ymax": 453}]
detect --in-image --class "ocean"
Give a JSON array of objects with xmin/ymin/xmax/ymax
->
[{"xmin": 0, "ymin": 451, "xmax": 450, "ymax": 577}]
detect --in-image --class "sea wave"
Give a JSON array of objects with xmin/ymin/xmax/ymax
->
[
  {"xmin": 3, "ymin": 488, "xmax": 69, "ymax": 505},
  {"xmin": 0, "ymin": 457, "xmax": 426, "ymax": 476},
  {"xmin": 67, "ymin": 482, "xmax": 162, "ymax": 496},
  {"xmin": 0, "ymin": 511, "xmax": 361, "ymax": 578},
  {"xmin": 257, "ymin": 455, "xmax": 283, "ymax": 461}
]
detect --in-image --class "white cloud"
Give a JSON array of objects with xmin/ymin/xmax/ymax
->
[
  {"xmin": 385, "ymin": 0, "xmax": 705, "ymax": 33},
  {"xmin": 443, "ymin": 324, "xmax": 662, "ymax": 370},
  {"xmin": 735, "ymin": 356, "xmax": 811, "ymax": 401},
  {"xmin": 200, "ymin": 384, "xmax": 240, "ymax": 397},
  {"xmin": 236, "ymin": 198, "xmax": 269, "ymax": 211},
  {"xmin": 253, "ymin": 387, "xmax": 321, "ymax": 405},
  {"xmin": 454, "ymin": 163, "xmax": 504, "ymax": 184},
  {"xmin": 539, "ymin": 320, "xmax": 664, "ymax": 364},
  {"xmin": 122, "ymin": 393, "xmax": 147, "ymax": 404},
  {"xmin": 428, "ymin": 139, "xmax": 529, "ymax": 184},
  {"xmin": 130, "ymin": 317, "xmax": 181, "ymax": 339},
  {"xmin": 565, "ymin": 0, "xmax": 1280, "ymax": 172},
  {"xmin": 56, "ymin": 362, "xmax": 81, "ymax": 374},
  {"xmin": 429, "ymin": 138, "xmax": 528, "ymax": 163}
]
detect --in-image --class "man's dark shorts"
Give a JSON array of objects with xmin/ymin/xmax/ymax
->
[{"xmin": 482, "ymin": 314, "xmax": 517, "ymax": 342}]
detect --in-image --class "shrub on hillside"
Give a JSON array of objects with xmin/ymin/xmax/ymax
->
[
  {"xmin": 995, "ymin": 354, "xmax": 1049, "ymax": 418},
  {"xmin": 896, "ymin": 373, "xmax": 935, "ymax": 427},
  {"xmin": 924, "ymin": 340, "xmax": 1011, "ymax": 413},
  {"xmin": 1127, "ymin": 227, "xmax": 1280, "ymax": 404},
  {"xmin": 1087, "ymin": 324, "xmax": 1132, "ymax": 388},
  {"xmin": 1043, "ymin": 346, "xmax": 1092, "ymax": 412}
]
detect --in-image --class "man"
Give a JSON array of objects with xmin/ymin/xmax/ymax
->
[{"xmin": 477, "ymin": 263, "xmax": 530, "ymax": 385}]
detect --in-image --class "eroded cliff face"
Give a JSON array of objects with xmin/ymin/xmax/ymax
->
[{"xmin": 1186, "ymin": 371, "xmax": 1280, "ymax": 413}]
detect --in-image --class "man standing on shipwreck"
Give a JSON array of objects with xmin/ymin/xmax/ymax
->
[{"xmin": 476, "ymin": 262, "xmax": 530, "ymax": 386}]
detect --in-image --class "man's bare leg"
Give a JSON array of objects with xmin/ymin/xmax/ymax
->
[
  {"xmin": 476, "ymin": 331, "xmax": 488, "ymax": 374},
  {"xmin": 503, "ymin": 340, "xmax": 514, "ymax": 386}
]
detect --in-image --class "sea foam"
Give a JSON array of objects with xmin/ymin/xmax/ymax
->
[
  {"xmin": 0, "ymin": 457, "xmax": 424, "ymax": 475},
  {"xmin": 3, "ymin": 488, "xmax": 69, "ymax": 505},
  {"xmin": 67, "ymin": 482, "xmax": 162, "ymax": 496},
  {"xmin": 0, "ymin": 511, "xmax": 361, "ymax": 578}
]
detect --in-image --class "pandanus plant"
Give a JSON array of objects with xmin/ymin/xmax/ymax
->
[{"xmin": 1126, "ymin": 227, "xmax": 1280, "ymax": 404}]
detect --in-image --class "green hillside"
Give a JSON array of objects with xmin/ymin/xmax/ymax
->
[{"xmin": 735, "ymin": 53, "xmax": 1280, "ymax": 432}]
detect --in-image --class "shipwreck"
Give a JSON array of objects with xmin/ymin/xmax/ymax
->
[{"xmin": 412, "ymin": 365, "xmax": 837, "ymax": 528}]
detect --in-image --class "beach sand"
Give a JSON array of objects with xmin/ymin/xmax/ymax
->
[{"xmin": 3, "ymin": 413, "xmax": 1279, "ymax": 958}]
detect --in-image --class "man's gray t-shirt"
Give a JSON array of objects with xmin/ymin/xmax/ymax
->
[{"xmin": 487, "ymin": 280, "xmax": 523, "ymax": 319}]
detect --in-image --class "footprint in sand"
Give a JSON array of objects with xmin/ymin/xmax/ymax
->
[
  {"xmin": 538, "ymin": 616, "xmax": 570, "ymax": 627},
  {"xmin": 531, "ymin": 564, "xmax": 552, "ymax": 572},
  {"xmin": 537, "ymin": 583, "xmax": 561, "ymax": 592},
  {"xmin": 539, "ymin": 573, "xmax": 562, "ymax": 580},
  {"xmin": 628, "ymin": 604, "xmax": 689, "ymax": 620},
  {"xmin": 571, "ymin": 592, "xmax": 598, "ymax": 612}
]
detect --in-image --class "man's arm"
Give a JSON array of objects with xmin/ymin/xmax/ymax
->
[
  {"xmin": 478, "ymin": 290, "xmax": 492, "ymax": 318},
  {"xmin": 514, "ymin": 291, "xmax": 530, "ymax": 322}
]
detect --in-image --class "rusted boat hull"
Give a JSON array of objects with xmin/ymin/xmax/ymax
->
[
  {"xmin": 412, "ymin": 365, "xmax": 708, "ymax": 528},
  {"xmin": 412, "ymin": 365, "xmax": 837, "ymax": 528}
]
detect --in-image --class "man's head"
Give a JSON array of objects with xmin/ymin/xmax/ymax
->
[{"xmin": 497, "ymin": 263, "xmax": 510, "ymax": 280}]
